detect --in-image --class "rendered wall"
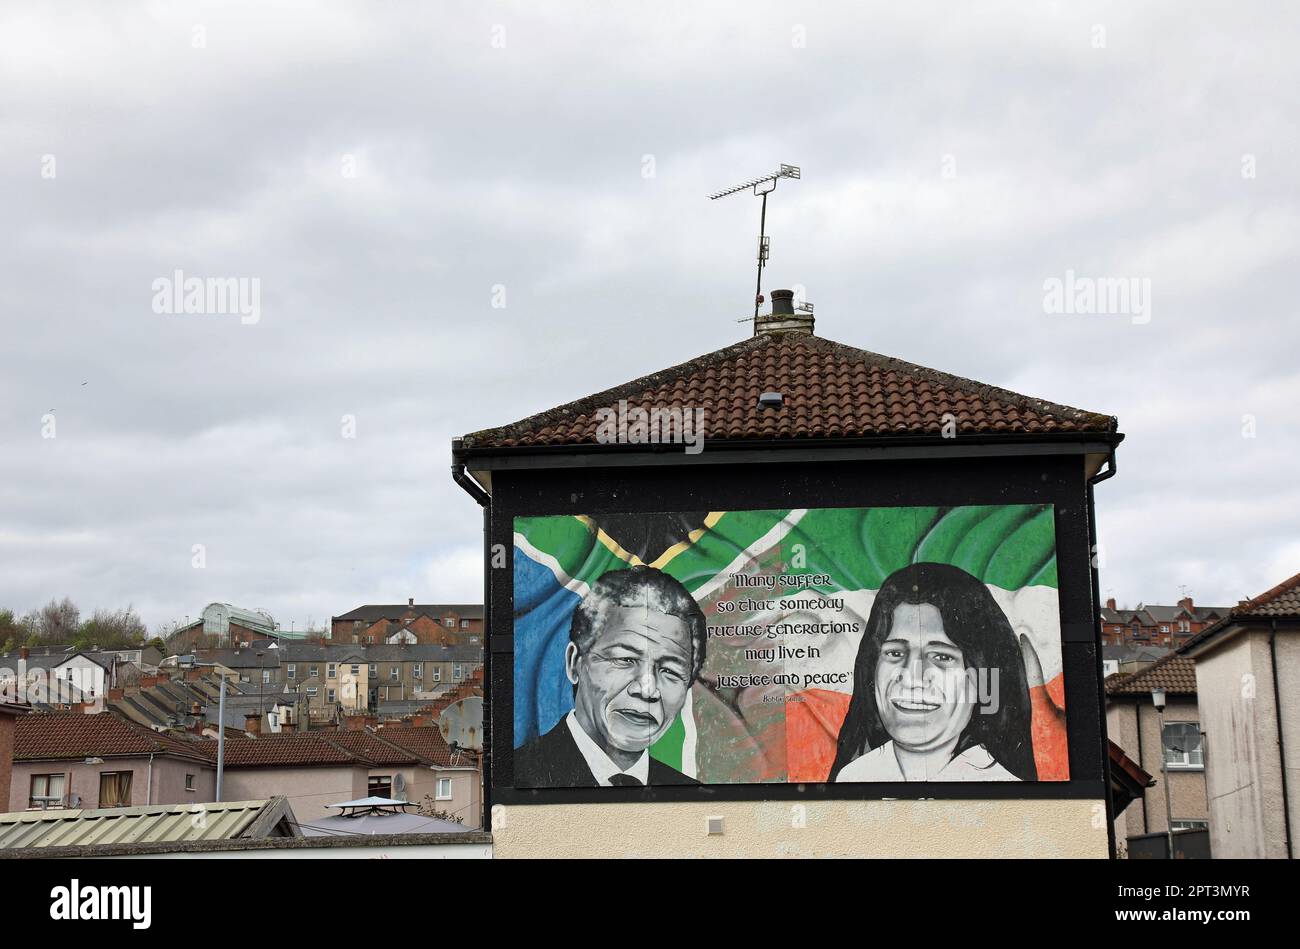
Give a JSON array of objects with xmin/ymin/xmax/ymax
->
[{"xmin": 490, "ymin": 799, "xmax": 1109, "ymax": 858}]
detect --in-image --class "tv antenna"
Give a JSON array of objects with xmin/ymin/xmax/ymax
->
[{"xmin": 709, "ymin": 164, "xmax": 801, "ymax": 327}]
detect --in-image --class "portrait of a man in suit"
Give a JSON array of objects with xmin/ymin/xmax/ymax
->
[{"xmin": 515, "ymin": 565, "xmax": 706, "ymax": 787}]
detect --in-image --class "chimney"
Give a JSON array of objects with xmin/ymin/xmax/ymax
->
[
  {"xmin": 754, "ymin": 289, "xmax": 814, "ymax": 337},
  {"xmin": 19, "ymin": 646, "xmax": 28, "ymax": 660},
  {"xmin": 1178, "ymin": 596, "xmax": 1194, "ymax": 611},
  {"xmin": 1105, "ymin": 598, "xmax": 1116, "ymax": 611},
  {"xmin": 244, "ymin": 713, "xmax": 261, "ymax": 735},
  {"xmin": 408, "ymin": 597, "xmax": 414, "ymax": 607}
]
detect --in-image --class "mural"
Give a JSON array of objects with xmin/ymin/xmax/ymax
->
[{"xmin": 512, "ymin": 505, "xmax": 1069, "ymax": 787}]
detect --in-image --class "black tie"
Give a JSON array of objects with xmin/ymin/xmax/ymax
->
[{"xmin": 609, "ymin": 773, "xmax": 643, "ymax": 787}]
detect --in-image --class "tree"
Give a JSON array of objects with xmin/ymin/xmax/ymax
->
[
  {"xmin": 77, "ymin": 606, "xmax": 147, "ymax": 650},
  {"xmin": 23, "ymin": 597, "xmax": 79, "ymax": 643}
]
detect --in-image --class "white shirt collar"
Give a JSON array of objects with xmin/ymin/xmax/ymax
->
[{"xmin": 565, "ymin": 710, "xmax": 650, "ymax": 786}]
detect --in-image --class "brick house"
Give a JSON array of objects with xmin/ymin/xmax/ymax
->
[
  {"xmin": 1101, "ymin": 596, "xmax": 1228, "ymax": 648},
  {"xmin": 331, "ymin": 600, "xmax": 483, "ymax": 645}
]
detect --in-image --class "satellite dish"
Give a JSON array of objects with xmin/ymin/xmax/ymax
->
[
  {"xmin": 392, "ymin": 772, "xmax": 407, "ymax": 801},
  {"xmin": 438, "ymin": 696, "xmax": 483, "ymax": 752}
]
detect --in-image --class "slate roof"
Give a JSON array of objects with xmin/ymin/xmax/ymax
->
[
  {"xmin": 459, "ymin": 332, "xmax": 1118, "ymax": 450},
  {"xmin": 14, "ymin": 712, "xmax": 212, "ymax": 764},
  {"xmin": 333, "ymin": 604, "xmax": 483, "ymax": 623},
  {"xmin": 1105, "ymin": 653, "xmax": 1198, "ymax": 697}
]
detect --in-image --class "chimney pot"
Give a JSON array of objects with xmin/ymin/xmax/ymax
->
[
  {"xmin": 754, "ymin": 289, "xmax": 814, "ymax": 337},
  {"xmin": 408, "ymin": 597, "xmax": 414, "ymax": 607},
  {"xmin": 1105, "ymin": 598, "xmax": 1116, "ymax": 611}
]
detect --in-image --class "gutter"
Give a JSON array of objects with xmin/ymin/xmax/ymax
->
[
  {"xmin": 1270, "ymin": 619, "xmax": 1294, "ymax": 858},
  {"xmin": 1087, "ymin": 448, "xmax": 1119, "ymax": 858},
  {"xmin": 450, "ymin": 462, "xmax": 492, "ymax": 834}
]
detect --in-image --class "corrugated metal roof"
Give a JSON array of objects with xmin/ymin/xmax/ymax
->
[{"xmin": 0, "ymin": 798, "xmax": 292, "ymax": 850}]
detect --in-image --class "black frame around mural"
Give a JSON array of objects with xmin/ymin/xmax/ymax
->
[{"xmin": 472, "ymin": 448, "xmax": 1112, "ymax": 809}]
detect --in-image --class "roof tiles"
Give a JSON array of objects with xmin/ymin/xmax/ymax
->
[{"xmin": 461, "ymin": 332, "xmax": 1117, "ymax": 450}]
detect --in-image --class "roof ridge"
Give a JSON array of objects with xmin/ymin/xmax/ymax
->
[{"xmin": 1234, "ymin": 570, "xmax": 1300, "ymax": 616}]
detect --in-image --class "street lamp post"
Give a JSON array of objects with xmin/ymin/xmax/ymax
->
[{"xmin": 1152, "ymin": 688, "xmax": 1176, "ymax": 859}]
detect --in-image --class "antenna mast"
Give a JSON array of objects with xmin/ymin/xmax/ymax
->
[{"xmin": 709, "ymin": 164, "xmax": 801, "ymax": 330}]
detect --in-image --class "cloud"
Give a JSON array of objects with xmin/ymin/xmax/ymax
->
[{"xmin": 2, "ymin": 1, "xmax": 1298, "ymax": 629}]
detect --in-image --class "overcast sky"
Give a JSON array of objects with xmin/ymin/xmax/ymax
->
[{"xmin": 2, "ymin": 1, "xmax": 1297, "ymax": 633}]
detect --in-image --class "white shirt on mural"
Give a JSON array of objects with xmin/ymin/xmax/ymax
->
[
  {"xmin": 565, "ymin": 710, "xmax": 650, "ymax": 787},
  {"xmin": 836, "ymin": 740, "xmax": 1020, "ymax": 782}
]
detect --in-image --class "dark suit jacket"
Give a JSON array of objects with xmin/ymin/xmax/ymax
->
[{"xmin": 514, "ymin": 718, "xmax": 698, "ymax": 788}]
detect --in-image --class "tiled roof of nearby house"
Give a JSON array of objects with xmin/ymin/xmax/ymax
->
[
  {"xmin": 459, "ymin": 332, "xmax": 1118, "ymax": 450},
  {"xmin": 1228, "ymin": 571, "xmax": 1300, "ymax": 619},
  {"xmin": 13, "ymin": 712, "xmax": 212, "ymax": 764},
  {"xmin": 214, "ymin": 733, "xmax": 369, "ymax": 768},
  {"xmin": 1179, "ymin": 571, "xmax": 1300, "ymax": 655},
  {"xmin": 332, "ymin": 603, "xmax": 484, "ymax": 623},
  {"xmin": 325, "ymin": 730, "xmax": 430, "ymax": 767},
  {"xmin": 1105, "ymin": 653, "xmax": 1198, "ymax": 697},
  {"xmin": 371, "ymin": 726, "xmax": 462, "ymax": 767}
]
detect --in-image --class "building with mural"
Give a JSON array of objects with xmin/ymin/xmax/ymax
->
[{"xmin": 452, "ymin": 290, "xmax": 1123, "ymax": 858}]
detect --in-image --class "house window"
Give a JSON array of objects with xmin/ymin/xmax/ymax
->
[
  {"xmin": 306, "ymin": 686, "xmax": 318, "ymax": 696},
  {"xmin": 327, "ymin": 688, "xmax": 336, "ymax": 703},
  {"xmin": 369, "ymin": 663, "xmax": 377, "ymax": 676},
  {"xmin": 286, "ymin": 663, "xmax": 296, "ymax": 680},
  {"xmin": 454, "ymin": 664, "xmax": 463, "ymax": 680},
  {"xmin": 1163, "ymin": 722, "xmax": 1204, "ymax": 769},
  {"xmin": 185, "ymin": 774, "xmax": 196, "ymax": 792},
  {"xmin": 432, "ymin": 667, "xmax": 442, "ymax": 682},
  {"xmin": 460, "ymin": 619, "xmax": 469, "ymax": 629},
  {"xmin": 29, "ymin": 773, "xmax": 66, "ymax": 809},
  {"xmin": 414, "ymin": 663, "xmax": 423, "ymax": 679},
  {"xmin": 262, "ymin": 669, "xmax": 272, "ymax": 684},
  {"xmin": 1159, "ymin": 625, "xmax": 1170, "ymax": 634},
  {"xmin": 351, "ymin": 664, "xmax": 360, "ymax": 676},
  {"xmin": 366, "ymin": 636, "xmax": 373, "ymax": 644},
  {"xmin": 444, "ymin": 618, "xmax": 454, "ymax": 628},
  {"xmin": 369, "ymin": 775, "xmax": 393, "ymax": 798},
  {"xmin": 327, "ymin": 663, "xmax": 337, "ymax": 679},
  {"xmin": 310, "ymin": 665, "xmax": 319, "ymax": 678},
  {"xmin": 1179, "ymin": 620, "xmax": 1191, "ymax": 633},
  {"xmin": 98, "ymin": 771, "xmax": 133, "ymax": 807},
  {"xmin": 436, "ymin": 777, "xmax": 453, "ymax": 800},
  {"xmin": 390, "ymin": 667, "xmax": 399, "ymax": 681},
  {"xmin": 1171, "ymin": 819, "xmax": 1209, "ymax": 831}
]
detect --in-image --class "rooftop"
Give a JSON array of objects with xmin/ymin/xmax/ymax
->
[
  {"xmin": 459, "ymin": 327, "xmax": 1118, "ymax": 451},
  {"xmin": 14, "ymin": 712, "xmax": 212, "ymax": 764},
  {"xmin": 1180, "ymin": 570, "xmax": 1300, "ymax": 655},
  {"xmin": 333, "ymin": 603, "xmax": 483, "ymax": 623},
  {"xmin": 1105, "ymin": 652, "xmax": 1198, "ymax": 698},
  {"xmin": 0, "ymin": 797, "xmax": 298, "ymax": 850}
]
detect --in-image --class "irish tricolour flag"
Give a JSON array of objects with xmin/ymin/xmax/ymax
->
[{"xmin": 513, "ymin": 504, "xmax": 1069, "ymax": 784}]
